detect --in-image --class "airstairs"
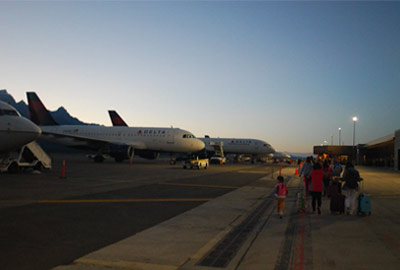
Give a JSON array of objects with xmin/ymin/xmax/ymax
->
[{"xmin": 0, "ymin": 141, "xmax": 51, "ymax": 173}]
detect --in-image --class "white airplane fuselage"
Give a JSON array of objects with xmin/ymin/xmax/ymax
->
[
  {"xmin": 273, "ymin": 152, "xmax": 291, "ymax": 160},
  {"xmin": 40, "ymin": 125, "xmax": 205, "ymax": 153},
  {"xmin": 0, "ymin": 101, "xmax": 41, "ymax": 153},
  {"xmin": 200, "ymin": 137, "xmax": 275, "ymax": 156}
]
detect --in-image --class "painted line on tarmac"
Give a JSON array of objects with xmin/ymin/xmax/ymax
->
[
  {"xmin": 37, "ymin": 198, "xmax": 213, "ymax": 204},
  {"xmin": 75, "ymin": 257, "xmax": 177, "ymax": 270},
  {"xmin": 369, "ymin": 193, "xmax": 400, "ymax": 198},
  {"xmin": 238, "ymin": 170, "xmax": 270, "ymax": 174},
  {"xmin": 159, "ymin": 182, "xmax": 244, "ymax": 189},
  {"xmin": 0, "ymin": 200, "xmax": 37, "ymax": 204},
  {"xmin": 384, "ymin": 234, "xmax": 400, "ymax": 253},
  {"xmin": 274, "ymin": 177, "xmax": 313, "ymax": 270}
]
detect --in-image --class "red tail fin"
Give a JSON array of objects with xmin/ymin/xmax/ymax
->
[
  {"xmin": 26, "ymin": 92, "xmax": 58, "ymax": 126},
  {"xmin": 108, "ymin": 110, "xmax": 128, "ymax": 126}
]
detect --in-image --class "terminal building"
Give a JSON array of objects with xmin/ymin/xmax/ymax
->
[{"xmin": 314, "ymin": 129, "xmax": 400, "ymax": 171}]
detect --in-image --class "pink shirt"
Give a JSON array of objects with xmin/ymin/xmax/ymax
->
[
  {"xmin": 275, "ymin": 183, "xmax": 288, "ymax": 199},
  {"xmin": 311, "ymin": 169, "xmax": 324, "ymax": 192}
]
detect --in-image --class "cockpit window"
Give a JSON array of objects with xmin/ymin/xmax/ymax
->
[
  {"xmin": 0, "ymin": 109, "xmax": 19, "ymax": 116},
  {"xmin": 264, "ymin": 144, "xmax": 271, "ymax": 147},
  {"xmin": 183, "ymin": 134, "xmax": 196, "ymax": 138}
]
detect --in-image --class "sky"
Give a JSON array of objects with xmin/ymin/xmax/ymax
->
[{"xmin": 1, "ymin": 1, "xmax": 399, "ymax": 153}]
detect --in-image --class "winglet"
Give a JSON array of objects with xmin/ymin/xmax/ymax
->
[
  {"xmin": 108, "ymin": 110, "xmax": 128, "ymax": 126},
  {"xmin": 26, "ymin": 92, "xmax": 59, "ymax": 126}
]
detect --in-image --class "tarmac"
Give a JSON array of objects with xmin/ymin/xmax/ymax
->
[{"xmin": 52, "ymin": 166, "xmax": 400, "ymax": 270}]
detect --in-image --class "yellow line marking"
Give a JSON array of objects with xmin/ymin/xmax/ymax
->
[
  {"xmin": 159, "ymin": 182, "xmax": 242, "ymax": 189},
  {"xmin": 369, "ymin": 194, "xmax": 400, "ymax": 198},
  {"xmin": 0, "ymin": 200, "xmax": 37, "ymax": 204},
  {"xmin": 37, "ymin": 198, "xmax": 213, "ymax": 204},
  {"xmin": 0, "ymin": 198, "xmax": 213, "ymax": 204}
]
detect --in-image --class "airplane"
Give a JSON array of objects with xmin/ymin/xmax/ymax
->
[
  {"xmin": 107, "ymin": 110, "xmax": 275, "ymax": 163},
  {"xmin": 201, "ymin": 136, "xmax": 275, "ymax": 163},
  {"xmin": 27, "ymin": 92, "xmax": 205, "ymax": 162},
  {"xmin": 0, "ymin": 100, "xmax": 41, "ymax": 153},
  {"xmin": 272, "ymin": 152, "xmax": 291, "ymax": 161}
]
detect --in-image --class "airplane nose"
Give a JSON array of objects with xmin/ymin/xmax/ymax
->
[
  {"xmin": 27, "ymin": 121, "xmax": 42, "ymax": 140},
  {"xmin": 196, "ymin": 139, "xmax": 205, "ymax": 151}
]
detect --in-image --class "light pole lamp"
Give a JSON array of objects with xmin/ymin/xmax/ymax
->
[{"xmin": 338, "ymin": 128, "xmax": 342, "ymax": 146}]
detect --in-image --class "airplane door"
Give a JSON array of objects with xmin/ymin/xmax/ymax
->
[{"xmin": 167, "ymin": 129, "xmax": 175, "ymax": 144}]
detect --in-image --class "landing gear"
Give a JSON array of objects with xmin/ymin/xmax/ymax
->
[
  {"xmin": 8, "ymin": 161, "xmax": 20, "ymax": 173},
  {"xmin": 94, "ymin": 155, "xmax": 105, "ymax": 163},
  {"xmin": 115, "ymin": 157, "xmax": 124, "ymax": 163},
  {"xmin": 34, "ymin": 162, "xmax": 44, "ymax": 171}
]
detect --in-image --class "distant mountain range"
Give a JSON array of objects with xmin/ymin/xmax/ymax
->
[{"xmin": 0, "ymin": 90, "xmax": 94, "ymax": 125}]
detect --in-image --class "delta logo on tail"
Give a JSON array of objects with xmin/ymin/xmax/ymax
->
[
  {"xmin": 27, "ymin": 92, "xmax": 58, "ymax": 126},
  {"xmin": 108, "ymin": 110, "xmax": 128, "ymax": 127}
]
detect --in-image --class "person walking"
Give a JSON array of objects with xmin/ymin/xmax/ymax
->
[
  {"xmin": 299, "ymin": 157, "xmax": 313, "ymax": 195},
  {"xmin": 331, "ymin": 159, "xmax": 343, "ymax": 194},
  {"xmin": 342, "ymin": 162, "xmax": 362, "ymax": 215},
  {"xmin": 332, "ymin": 159, "xmax": 343, "ymax": 178},
  {"xmin": 310, "ymin": 162, "xmax": 324, "ymax": 214},
  {"xmin": 274, "ymin": 176, "xmax": 289, "ymax": 219}
]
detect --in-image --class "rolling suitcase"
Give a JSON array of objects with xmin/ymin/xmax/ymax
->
[
  {"xmin": 330, "ymin": 194, "xmax": 345, "ymax": 214},
  {"xmin": 358, "ymin": 193, "xmax": 371, "ymax": 216},
  {"xmin": 327, "ymin": 183, "xmax": 338, "ymax": 198},
  {"xmin": 357, "ymin": 178, "xmax": 371, "ymax": 216}
]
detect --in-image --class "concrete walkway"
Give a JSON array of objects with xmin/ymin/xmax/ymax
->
[{"xmin": 54, "ymin": 167, "xmax": 400, "ymax": 270}]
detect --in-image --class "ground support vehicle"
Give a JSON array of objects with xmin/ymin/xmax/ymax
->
[
  {"xmin": 183, "ymin": 158, "xmax": 209, "ymax": 170},
  {"xmin": 210, "ymin": 156, "xmax": 226, "ymax": 165}
]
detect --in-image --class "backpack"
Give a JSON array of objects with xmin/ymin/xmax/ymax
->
[
  {"xmin": 333, "ymin": 163, "xmax": 343, "ymax": 176},
  {"xmin": 346, "ymin": 169, "xmax": 359, "ymax": 189},
  {"xmin": 275, "ymin": 183, "xmax": 288, "ymax": 197}
]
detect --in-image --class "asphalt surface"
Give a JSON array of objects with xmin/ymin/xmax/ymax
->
[
  {"xmin": 0, "ymin": 154, "xmax": 275, "ymax": 270},
  {"xmin": 5, "ymin": 155, "xmax": 399, "ymax": 270}
]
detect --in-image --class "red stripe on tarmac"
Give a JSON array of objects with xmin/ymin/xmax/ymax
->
[
  {"xmin": 293, "ymin": 212, "xmax": 305, "ymax": 270},
  {"xmin": 384, "ymin": 234, "xmax": 400, "ymax": 252}
]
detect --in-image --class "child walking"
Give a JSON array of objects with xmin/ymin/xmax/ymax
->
[{"xmin": 275, "ymin": 176, "xmax": 289, "ymax": 219}]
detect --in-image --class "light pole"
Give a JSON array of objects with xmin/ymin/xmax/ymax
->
[
  {"xmin": 338, "ymin": 128, "xmax": 342, "ymax": 146},
  {"xmin": 352, "ymin": 117, "xmax": 358, "ymax": 146},
  {"xmin": 352, "ymin": 116, "xmax": 358, "ymax": 163},
  {"xmin": 331, "ymin": 133, "xmax": 333, "ymax": 145}
]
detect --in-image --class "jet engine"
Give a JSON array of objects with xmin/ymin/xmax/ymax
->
[{"xmin": 109, "ymin": 145, "xmax": 134, "ymax": 162}]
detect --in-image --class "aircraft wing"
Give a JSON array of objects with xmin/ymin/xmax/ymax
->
[{"xmin": 41, "ymin": 130, "xmax": 146, "ymax": 150}]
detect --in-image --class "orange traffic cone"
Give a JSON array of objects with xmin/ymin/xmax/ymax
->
[{"xmin": 295, "ymin": 168, "xmax": 299, "ymax": 176}]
